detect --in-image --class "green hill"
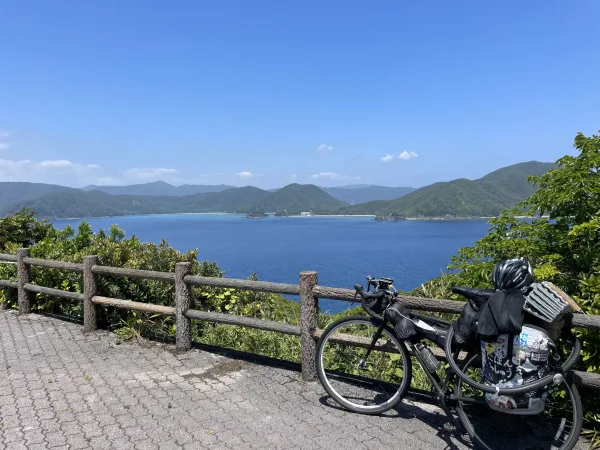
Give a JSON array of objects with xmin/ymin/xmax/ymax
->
[
  {"xmin": 0, "ymin": 182, "xmax": 77, "ymax": 211},
  {"xmin": 1, "ymin": 190, "xmax": 174, "ymax": 219},
  {"xmin": 243, "ymin": 184, "xmax": 348, "ymax": 213},
  {"xmin": 341, "ymin": 161, "xmax": 555, "ymax": 218},
  {"xmin": 1, "ymin": 187, "xmax": 271, "ymax": 219},
  {"xmin": 173, "ymin": 186, "xmax": 271, "ymax": 213}
]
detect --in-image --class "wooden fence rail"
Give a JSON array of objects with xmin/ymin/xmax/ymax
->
[{"xmin": 0, "ymin": 249, "xmax": 599, "ymax": 390}]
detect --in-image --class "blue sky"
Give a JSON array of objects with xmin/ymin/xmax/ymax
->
[{"xmin": 1, "ymin": 1, "xmax": 599, "ymax": 189}]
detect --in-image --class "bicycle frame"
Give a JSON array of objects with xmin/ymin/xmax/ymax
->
[{"xmin": 368, "ymin": 312, "xmax": 490, "ymax": 429}]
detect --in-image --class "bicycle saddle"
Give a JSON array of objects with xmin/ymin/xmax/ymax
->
[{"xmin": 452, "ymin": 286, "xmax": 495, "ymax": 304}]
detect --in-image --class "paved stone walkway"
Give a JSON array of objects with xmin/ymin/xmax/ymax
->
[{"xmin": 0, "ymin": 312, "xmax": 588, "ymax": 449}]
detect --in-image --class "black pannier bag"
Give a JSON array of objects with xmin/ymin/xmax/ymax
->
[{"xmin": 453, "ymin": 296, "xmax": 486, "ymax": 346}]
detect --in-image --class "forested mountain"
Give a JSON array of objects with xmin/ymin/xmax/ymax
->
[
  {"xmin": 0, "ymin": 182, "xmax": 76, "ymax": 211},
  {"xmin": 1, "ymin": 187, "xmax": 270, "ymax": 219},
  {"xmin": 340, "ymin": 161, "xmax": 555, "ymax": 218},
  {"xmin": 0, "ymin": 161, "xmax": 554, "ymax": 219},
  {"xmin": 244, "ymin": 184, "xmax": 348, "ymax": 213}
]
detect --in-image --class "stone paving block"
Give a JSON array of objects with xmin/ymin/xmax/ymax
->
[{"xmin": 0, "ymin": 311, "xmax": 590, "ymax": 450}]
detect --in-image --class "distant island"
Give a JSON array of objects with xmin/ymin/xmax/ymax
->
[
  {"xmin": 0, "ymin": 161, "xmax": 554, "ymax": 220},
  {"xmin": 245, "ymin": 211, "xmax": 268, "ymax": 219},
  {"xmin": 375, "ymin": 213, "xmax": 406, "ymax": 222}
]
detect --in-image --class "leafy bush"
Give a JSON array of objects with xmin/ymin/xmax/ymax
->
[
  {"xmin": 0, "ymin": 210, "xmax": 304, "ymax": 358},
  {"xmin": 0, "ymin": 208, "xmax": 52, "ymax": 251}
]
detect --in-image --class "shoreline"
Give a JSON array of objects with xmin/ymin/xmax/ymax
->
[
  {"xmin": 50, "ymin": 212, "xmax": 544, "ymax": 222},
  {"xmin": 56, "ymin": 212, "xmax": 234, "ymax": 221}
]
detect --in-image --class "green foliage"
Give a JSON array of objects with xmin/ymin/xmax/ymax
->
[
  {"xmin": 191, "ymin": 273, "xmax": 303, "ymax": 360},
  {"xmin": 414, "ymin": 130, "xmax": 600, "ymax": 433},
  {"xmin": 341, "ymin": 161, "xmax": 554, "ymax": 218},
  {"xmin": 0, "ymin": 211, "xmax": 305, "ymax": 363},
  {"xmin": 0, "ymin": 210, "xmax": 221, "ymax": 325},
  {"xmin": 0, "ymin": 208, "xmax": 53, "ymax": 250}
]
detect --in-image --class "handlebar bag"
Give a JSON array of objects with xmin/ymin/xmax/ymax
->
[{"xmin": 365, "ymin": 294, "xmax": 388, "ymax": 316}]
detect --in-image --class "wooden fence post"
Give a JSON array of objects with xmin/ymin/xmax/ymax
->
[
  {"xmin": 300, "ymin": 271, "xmax": 318, "ymax": 381},
  {"xmin": 16, "ymin": 248, "xmax": 31, "ymax": 314},
  {"xmin": 83, "ymin": 256, "xmax": 99, "ymax": 333},
  {"xmin": 175, "ymin": 262, "xmax": 193, "ymax": 351}
]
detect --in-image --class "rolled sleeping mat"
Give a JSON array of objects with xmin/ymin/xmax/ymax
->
[{"xmin": 523, "ymin": 281, "xmax": 574, "ymax": 323}]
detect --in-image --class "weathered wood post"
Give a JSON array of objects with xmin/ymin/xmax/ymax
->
[
  {"xmin": 175, "ymin": 262, "xmax": 193, "ymax": 351},
  {"xmin": 16, "ymin": 248, "xmax": 31, "ymax": 314},
  {"xmin": 83, "ymin": 255, "xmax": 100, "ymax": 333},
  {"xmin": 300, "ymin": 271, "xmax": 318, "ymax": 381}
]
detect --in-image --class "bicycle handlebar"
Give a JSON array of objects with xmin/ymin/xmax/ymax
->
[
  {"xmin": 354, "ymin": 284, "xmax": 387, "ymax": 321},
  {"xmin": 444, "ymin": 326, "xmax": 581, "ymax": 395}
]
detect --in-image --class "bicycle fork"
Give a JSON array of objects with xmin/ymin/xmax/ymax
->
[{"xmin": 357, "ymin": 321, "xmax": 387, "ymax": 370}]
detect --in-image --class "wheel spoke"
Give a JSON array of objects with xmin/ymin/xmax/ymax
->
[{"xmin": 316, "ymin": 317, "xmax": 411, "ymax": 414}]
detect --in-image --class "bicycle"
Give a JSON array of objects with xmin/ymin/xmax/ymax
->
[{"xmin": 315, "ymin": 275, "xmax": 584, "ymax": 450}]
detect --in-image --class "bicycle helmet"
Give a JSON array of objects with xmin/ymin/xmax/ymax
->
[{"xmin": 492, "ymin": 258, "xmax": 535, "ymax": 290}]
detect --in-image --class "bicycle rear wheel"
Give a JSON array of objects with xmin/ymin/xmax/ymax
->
[
  {"xmin": 316, "ymin": 315, "xmax": 412, "ymax": 415},
  {"xmin": 454, "ymin": 354, "xmax": 584, "ymax": 450}
]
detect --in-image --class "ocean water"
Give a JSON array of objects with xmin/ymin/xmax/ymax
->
[{"xmin": 52, "ymin": 214, "xmax": 491, "ymax": 313}]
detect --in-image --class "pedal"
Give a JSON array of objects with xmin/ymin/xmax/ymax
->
[{"xmin": 443, "ymin": 422, "xmax": 456, "ymax": 432}]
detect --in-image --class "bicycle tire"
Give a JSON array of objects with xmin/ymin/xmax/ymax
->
[
  {"xmin": 316, "ymin": 315, "xmax": 412, "ymax": 415},
  {"xmin": 454, "ymin": 354, "xmax": 584, "ymax": 450}
]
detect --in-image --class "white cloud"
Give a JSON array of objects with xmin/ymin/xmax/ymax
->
[
  {"xmin": 290, "ymin": 174, "xmax": 298, "ymax": 182},
  {"xmin": 310, "ymin": 172, "xmax": 360, "ymax": 181},
  {"xmin": 317, "ymin": 144, "xmax": 334, "ymax": 154},
  {"xmin": 213, "ymin": 172, "xmax": 225, "ymax": 176},
  {"xmin": 0, "ymin": 158, "xmax": 101, "ymax": 185},
  {"xmin": 380, "ymin": 154, "xmax": 395, "ymax": 162},
  {"xmin": 0, "ymin": 143, "xmax": 10, "ymax": 149},
  {"xmin": 398, "ymin": 151, "xmax": 419, "ymax": 160},
  {"xmin": 0, "ymin": 130, "xmax": 10, "ymax": 138},
  {"xmin": 236, "ymin": 171, "xmax": 254, "ymax": 178},
  {"xmin": 39, "ymin": 159, "xmax": 77, "ymax": 168},
  {"xmin": 0, "ymin": 159, "xmax": 189, "ymax": 186}
]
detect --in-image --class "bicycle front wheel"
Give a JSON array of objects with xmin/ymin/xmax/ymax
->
[
  {"xmin": 455, "ymin": 354, "xmax": 584, "ymax": 450},
  {"xmin": 316, "ymin": 315, "xmax": 412, "ymax": 415}
]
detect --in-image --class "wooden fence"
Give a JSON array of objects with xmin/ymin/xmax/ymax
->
[{"xmin": 0, "ymin": 249, "xmax": 599, "ymax": 390}]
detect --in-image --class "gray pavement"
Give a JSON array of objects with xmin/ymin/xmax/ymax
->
[{"xmin": 0, "ymin": 311, "xmax": 587, "ymax": 449}]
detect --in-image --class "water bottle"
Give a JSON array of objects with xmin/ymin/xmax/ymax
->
[{"xmin": 415, "ymin": 343, "xmax": 441, "ymax": 373}]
